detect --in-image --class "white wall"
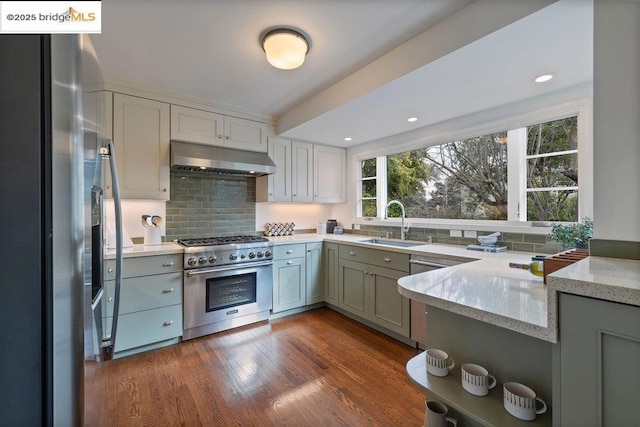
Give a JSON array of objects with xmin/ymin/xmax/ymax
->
[
  {"xmin": 592, "ymin": 0, "xmax": 640, "ymax": 242},
  {"xmin": 104, "ymin": 199, "xmax": 166, "ymax": 242},
  {"xmin": 255, "ymin": 203, "xmax": 337, "ymax": 233}
]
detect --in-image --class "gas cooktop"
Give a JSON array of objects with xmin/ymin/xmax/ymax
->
[{"xmin": 176, "ymin": 235, "xmax": 270, "ymax": 247}]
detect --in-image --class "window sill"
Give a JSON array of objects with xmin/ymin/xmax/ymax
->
[{"xmin": 353, "ymin": 218, "xmax": 553, "ymax": 235}]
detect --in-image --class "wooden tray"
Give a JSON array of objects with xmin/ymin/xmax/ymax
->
[{"xmin": 543, "ymin": 249, "xmax": 589, "ymax": 284}]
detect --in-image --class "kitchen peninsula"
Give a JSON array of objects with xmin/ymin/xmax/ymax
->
[{"xmin": 399, "ymin": 251, "xmax": 640, "ymax": 426}]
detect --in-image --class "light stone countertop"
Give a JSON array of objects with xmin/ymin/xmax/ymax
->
[
  {"xmin": 104, "ymin": 242, "xmax": 183, "ymax": 260},
  {"xmin": 547, "ymin": 256, "xmax": 640, "ymax": 307}
]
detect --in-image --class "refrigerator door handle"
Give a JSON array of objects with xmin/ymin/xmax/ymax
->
[{"xmin": 99, "ymin": 139, "xmax": 123, "ymax": 361}]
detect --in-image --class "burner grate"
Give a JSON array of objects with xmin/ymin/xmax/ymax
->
[{"xmin": 177, "ymin": 235, "xmax": 269, "ymax": 247}]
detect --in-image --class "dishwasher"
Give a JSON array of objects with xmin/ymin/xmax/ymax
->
[{"xmin": 409, "ymin": 255, "xmax": 462, "ymax": 349}]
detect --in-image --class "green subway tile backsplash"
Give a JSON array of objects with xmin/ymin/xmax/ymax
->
[{"xmin": 166, "ymin": 171, "xmax": 256, "ymax": 240}]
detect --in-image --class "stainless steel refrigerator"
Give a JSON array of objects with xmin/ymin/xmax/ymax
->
[{"xmin": 0, "ymin": 34, "xmax": 122, "ymax": 426}]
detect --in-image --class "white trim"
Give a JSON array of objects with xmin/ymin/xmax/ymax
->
[
  {"xmin": 526, "ymin": 149, "xmax": 578, "ymax": 160},
  {"xmin": 526, "ymin": 186, "xmax": 579, "ymax": 192}
]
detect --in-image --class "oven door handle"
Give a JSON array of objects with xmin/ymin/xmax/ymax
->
[{"xmin": 186, "ymin": 261, "xmax": 273, "ymax": 277}]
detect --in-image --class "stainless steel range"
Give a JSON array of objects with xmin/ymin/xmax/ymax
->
[{"xmin": 178, "ymin": 235, "xmax": 273, "ymax": 340}]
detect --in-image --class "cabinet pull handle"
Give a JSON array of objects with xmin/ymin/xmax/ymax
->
[
  {"xmin": 384, "ymin": 257, "xmax": 391, "ymax": 263},
  {"xmin": 218, "ymin": 134, "xmax": 223, "ymax": 139},
  {"xmin": 287, "ymin": 261, "xmax": 293, "ymax": 265},
  {"xmin": 163, "ymin": 261, "xmax": 175, "ymax": 267},
  {"xmin": 162, "ymin": 288, "xmax": 175, "ymax": 293},
  {"xmin": 163, "ymin": 320, "xmax": 174, "ymax": 327},
  {"xmin": 108, "ymin": 297, "xmax": 113, "ymax": 302},
  {"xmin": 350, "ymin": 251, "xmax": 356, "ymax": 256},
  {"xmin": 286, "ymin": 250, "xmax": 293, "ymax": 254},
  {"xmin": 225, "ymin": 136, "xmax": 230, "ymax": 140},
  {"xmin": 107, "ymin": 268, "xmax": 113, "ymax": 273}
]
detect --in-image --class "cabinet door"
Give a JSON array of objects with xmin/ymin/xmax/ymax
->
[
  {"xmin": 257, "ymin": 137, "xmax": 291, "ymax": 202},
  {"xmin": 313, "ymin": 145, "xmax": 346, "ymax": 203},
  {"xmin": 113, "ymin": 93, "xmax": 170, "ymax": 200},
  {"xmin": 292, "ymin": 141, "xmax": 314, "ymax": 203},
  {"xmin": 323, "ymin": 242, "xmax": 339, "ymax": 305},
  {"xmin": 223, "ymin": 116, "xmax": 271, "ymax": 153},
  {"xmin": 557, "ymin": 293, "xmax": 640, "ymax": 426},
  {"xmin": 338, "ymin": 259, "xmax": 368, "ymax": 317},
  {"xmin": 170, "ymin": 105, "xmax": 223, "ymax": 146},
  {"xmin": 272, "ymin": 257, "xmax": 306, "ymax": 313},
  {"xmin": 369, "ymin": 265, "xmax": 410, "ymax": 337},
  {"xmin": 305, "ymin": 242, "xmax": 323, "ymax": 305}
]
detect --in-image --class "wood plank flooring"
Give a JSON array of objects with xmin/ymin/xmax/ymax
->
[{"xmin": 85, "ymin": 308, "xmax": 426, "ymax": 426}]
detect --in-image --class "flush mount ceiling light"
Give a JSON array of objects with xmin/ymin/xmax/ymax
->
[
  {"xmin": 262, "ymin": 28, "xmax": 309, "ymax": 70},
  {"xmin": 344, "ymin": 137, "xmax": 353, "ymax": 142},
  {"xmin": 407, "ymin": 117, "xmax": 418, "ymax": 122},
  {"xmin": 534, "ymin": 73, "xmax": 554, "ymax": 83}
]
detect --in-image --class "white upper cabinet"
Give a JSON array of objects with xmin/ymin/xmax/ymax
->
[
  {"xmin": 291, "ymin": 141, "xmax": 314, "ymax": 203},
  {"xmin": 170, "ymin": 105, "xmax": 223, "ymax": 146},
  {"xmin": 170, "ymin": 104, "xmax": 272, "ymax": 153},
  {"xmin": 224, "ymin": 116, "xmax": 271, "ymax": 153},
  {"xmin": 259, "ymin": 137, "xmax": 292, "ymax": 202},
  {"xmin": 113, "ymin": 93, "xmax": 170, "ymax": 200},
  {"xmin": 257, "ymin": 138, "xmax": 346, "ymax": 204},
  {"xmin": 314, "ymin": 145, "xmax": 346, "ymax": 203}
]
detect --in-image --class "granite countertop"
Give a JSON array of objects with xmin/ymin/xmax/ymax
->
[
  {"xmin": 104, "ymin": 242, "xmax": 184, "ymax": 259},
  {"xmin": 547, "ymin": 256, "xmax": 640, "ymax": 307},
  {"xmin": 397, "ymin": 253, "xmax": 553, "ymax": 342}
]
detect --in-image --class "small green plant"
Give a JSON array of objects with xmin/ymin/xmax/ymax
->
[{"xmin": 548, "ymin": 217, "xmax": 593, "ymax": 250}]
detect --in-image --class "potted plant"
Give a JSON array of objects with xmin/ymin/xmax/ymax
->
[{"xmin": 548, "ymin": 217, "xmax": 593, "ymax": 250}]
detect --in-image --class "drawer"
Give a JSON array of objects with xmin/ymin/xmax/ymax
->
[
  {"xmin": 105, "ymin": 254, "xmax": 182, "ymax": 280},
  {"xmin": 104, "ymin": 272, "xmax": 182, "ymax": 315},
  {"xmin": 369, "ymin": 249, "xmax": 410, "ymax": 272},
  {"xmin": 273, "ymin": 243, "xmax": 306, "ymax": 260},
  {"xmin": 106, "ymin": 304, "xmax": 183, "ymax": 352},
  {"xmin": 339, "ymin": 244, "xmax": 370, "ymax": 263}
]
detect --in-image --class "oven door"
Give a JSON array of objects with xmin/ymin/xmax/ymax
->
[{"xmin": 183, "ymin": 261, "xmax": 273, "ymax": 333}]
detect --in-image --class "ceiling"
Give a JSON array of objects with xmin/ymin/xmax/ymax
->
[{"xmin": 91, "ymin": 0, "xmax": 593, "ymax": 148}]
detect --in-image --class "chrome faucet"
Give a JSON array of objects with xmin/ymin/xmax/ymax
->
[{"xmin": 385, "ymin": 200, "xmax": 409, "ymax": 240}]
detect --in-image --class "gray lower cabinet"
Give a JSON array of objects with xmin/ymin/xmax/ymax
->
[
  {"xmin": 337, "ymin": 244, "xmax": 410, "ymax": 337},
  {"xmin": 102, "ymin": 253, "xmax": 183, "ymax": 356},
  {"xmin": 322, "ymin": 242, "xmax": 339, "ymax": 305},
  {"xmin": 272, "ymin": 243, "xmax": 323, "ymax": 313},
  {"xmin": 556, "ymin": 293, "xmax": 640, "ymax": 426},
  {"xmin": 305, "ymin": 242, "xmax": 323, "ymax": 305}
]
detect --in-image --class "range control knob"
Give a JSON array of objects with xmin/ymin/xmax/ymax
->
[
  {"xmin": 256, "ymin": 251, "xmax": 264, "ymax": 258},
  {"xmin": 240, "ymin": 254, "xmax": 246, "ymax": 259},
  {"xmin": 209, "ymin": 255, "xmax": 217, "ymax": 263},
  {"xmin": 198, "ymin": 256, "xmax": 207, "ymax": 264},
  {"xmin": 187, "ymin": 257, "xmax": 197, "ymax": 266},
  {"xmin": 229, "ymin": 253, "xmax": 238, "ymax": 261},
  {"xmin": 264, "ymin": 250, "xmax": 272, "ymax": 258},
  {"xmin": 248, "ymin": 252, "xmax": 256, "ymax": 259}
]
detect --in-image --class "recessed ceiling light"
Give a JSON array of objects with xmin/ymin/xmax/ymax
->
[
  {"xmin": 344, "ymin": 137, "xmax": 352, "ymax": 141},
  {"xmin": 534, "ymin": 74, "xmax": 554, "ymax": 83},
  {"xmin": 407, "ymin": 117, "xmax": 418, "ymax": 122}
]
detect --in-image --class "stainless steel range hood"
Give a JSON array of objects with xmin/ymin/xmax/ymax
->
[{"xmin": 170, "ymin": 141, "xmax": 276, "ymax": 177}]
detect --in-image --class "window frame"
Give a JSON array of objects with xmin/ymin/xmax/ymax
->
[{"xmin": 353, "ymin": 98, "xmax": 592, "ymax": 228}]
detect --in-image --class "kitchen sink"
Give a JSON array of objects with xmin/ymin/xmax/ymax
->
[{"xmin": 360, "ymin": 238, "xmax": 425, "ymax": 248}]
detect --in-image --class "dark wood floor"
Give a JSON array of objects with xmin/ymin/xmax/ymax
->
[{"xmin": 85, "ymin": 308, "xmax": 426, "ymax": 426}]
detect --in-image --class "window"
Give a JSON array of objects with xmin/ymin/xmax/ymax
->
[{"xmin": 358, "ymin": 115, "xmax": 583, "ymax": 223}]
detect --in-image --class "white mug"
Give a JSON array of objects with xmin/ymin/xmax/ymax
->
[
  {"xmin": 503, "ymin": 382, "xmax": 547, "ymax": 421},
  {"xmin": 461, "ymin": 363, "xmax": 497, "ymax": 396},
  {"xmin": 424, "ymin": 401, "xmax": 457, "ymax": 427},
  {"xmin": 425, "ymin": 349, "xmax": 455, "ymax": 377}
]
